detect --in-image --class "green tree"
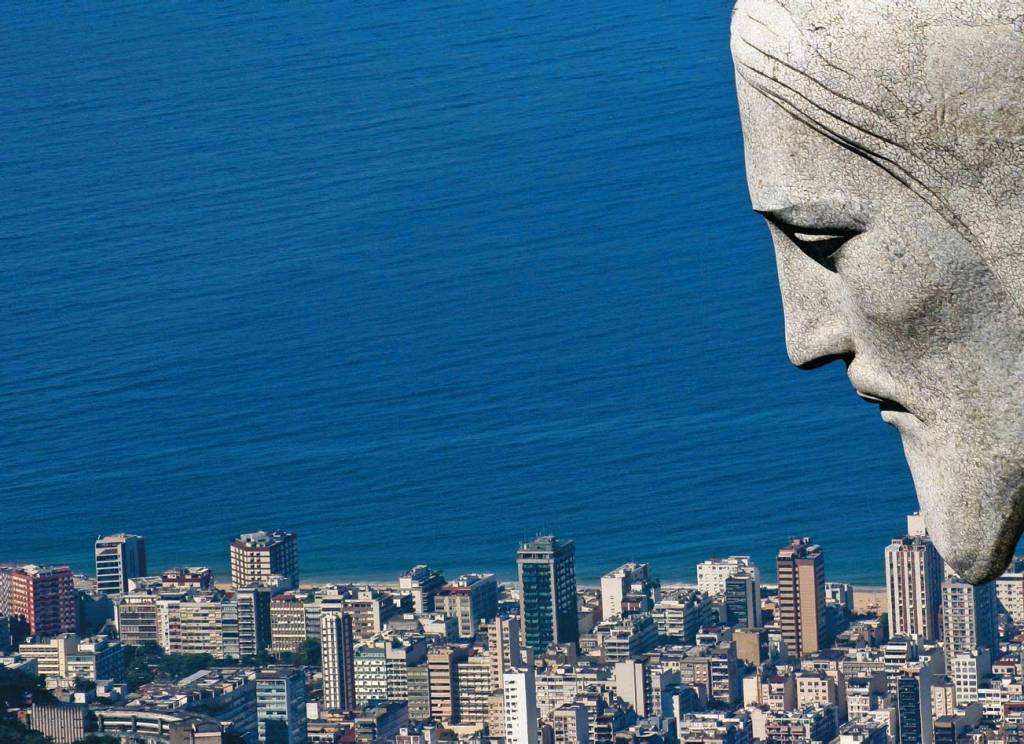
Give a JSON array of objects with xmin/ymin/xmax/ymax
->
[
  {"xmin": 74, "ymin": 736, "xmax": 120, "ymax": 744},
  {"xmin": 157, "ymin": 654, "xmax": 215, "ymax": 680},
  {"xmin": 0, "ymin": 718, "xmax": 52, "ymax": 744},
  {"xmin": 295, "ymin": 640, "xmax": 320, "ymax": 667},
  {"xmin": 0, "ymin": 667, "xmax": 56, "ymax": 709},
  {"xmin": 121, "ymin": 642, "xmax": 164, "ymax": 691}
]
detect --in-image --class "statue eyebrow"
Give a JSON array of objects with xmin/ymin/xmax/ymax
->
[{"xmin": 731, "ymin": 18, "xmax": 973, "ymax": 242}]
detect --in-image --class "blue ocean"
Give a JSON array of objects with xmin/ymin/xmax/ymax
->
[{"xmin": 0, "ymin": 1, "xmax": 916, "ymax": 585}]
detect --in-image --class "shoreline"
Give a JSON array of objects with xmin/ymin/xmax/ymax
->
[{"xmin": 288, "ymin": 575, "xmax": 888, "ymax": 594}]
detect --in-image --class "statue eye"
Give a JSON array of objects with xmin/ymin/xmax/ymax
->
[{"xmin": 765, "ymin": 218, "xmax": 861, "ymax": 272}]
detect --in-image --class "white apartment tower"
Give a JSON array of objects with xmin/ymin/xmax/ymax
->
[
  {"xmin": 321, "ymin": 613, "xmax": 356, "ymax": 711},
  {"xmin": 995, "ymin": 557, "xmax": 1024, "ymax": 625},
  {"xmin": 906, "ymin": 513, "xmax": 929, "ymax": 537},
  {"xmin": 614, "ymin": 658, "xmax": 653, "ymax": 717},
  {"xmin": 486, "ymin": 616, "xmax": 524, "ymax": 690},
  {"xmin": 941, "ymin": 577, "xmax": 998, "ymax": 671},
  {"xmin": 552, "ymin": 703, "xmax": 590, "ymax": 744},
  {"xmin": 696, "ymin": 556, "xmax": 760, "ymax": 597},
  {"xmin": 884, "ymin": 529, "xmax": 944, "ymax": 642},
  {"xmin": 436, "ymin": 573, "xmax": 498, "ymax": 639},
  {"xmin": 600, "ymin": 563, "xmax": 652, "ymax": 621},
  {"xmin": 399, "ymin": 565, "xmax": 446, "ymax": 613},
  {"xmin": 230, "ymin": 530, "xmax": 298, "ymax": 590},
  {"xmin": 256, "ymin": 667, "xmax": 307, "ymax": 744},
  {"xmin": 95, "ymin": 534, "xmax": 147, "ymax": 596},
  {"xmin": 503, "ymin": 668, "xmax": 539, "ymax": 744}
]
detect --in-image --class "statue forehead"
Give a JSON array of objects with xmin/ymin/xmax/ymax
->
[
  {"xmin": 735, "ymin": 77, "xmax": 873, "ymax": 213},
  {"xmin": 732, "ymin": 0, "xmax": 1024, "ymax": 132},
  {"xmin": 733, "ymin": 0, "xmax": 1024, "ymax": 224}
]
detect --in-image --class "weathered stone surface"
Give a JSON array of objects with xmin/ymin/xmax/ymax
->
[{"xmin": 731, "ymin": 0, "xmax": 1024, "ymax": 584}]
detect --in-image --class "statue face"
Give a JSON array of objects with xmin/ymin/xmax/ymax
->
[{"xmin": 732, "ymin": 1, "xmax": 1024, "ymax": 583}]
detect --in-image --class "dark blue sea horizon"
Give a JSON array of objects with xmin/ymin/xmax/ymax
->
[{"xmin": 1, "ymin": 1, "xmax": 917, "ymax": 586}]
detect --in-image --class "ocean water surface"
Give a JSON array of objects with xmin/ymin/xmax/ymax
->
[{"xmin": 1, "ymin": 1, "xmax": 916, "ymax": 585}]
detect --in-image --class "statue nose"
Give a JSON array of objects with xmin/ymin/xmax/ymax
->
[
  {"xmin": 776, "ymin": 249, "xmax": 856, "ymax": 369},
  {"xmin": 785, "ymin": 320, "xmax": 855, "ymax": 369}
]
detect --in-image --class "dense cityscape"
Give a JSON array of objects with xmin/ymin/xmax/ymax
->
[{"xmin": 0, "ymin": 517, "xmax": 1017, "ymax": 744}]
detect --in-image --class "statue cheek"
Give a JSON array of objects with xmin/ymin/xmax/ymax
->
[
  {"xmin": 838, "ymin": 223, "xmax": 985, "ymax": 342},
  {"xmin": 837, "ymin": 238, "xmax": 946, "ymax": 331}
]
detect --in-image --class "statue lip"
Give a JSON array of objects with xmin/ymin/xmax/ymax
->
[
  {"xmin": 853, "ymin": 388, "xmax": 916, "ymax": 421},
  {"xmin": 847, "ymin": 366, "xmax": 918, "ymax": 422}
]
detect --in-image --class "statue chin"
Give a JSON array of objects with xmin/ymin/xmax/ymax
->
[{"xmin": 904, "ymin": 432, "xmax": 1024, "ymax": 585}]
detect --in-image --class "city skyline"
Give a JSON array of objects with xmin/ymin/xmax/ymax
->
[
  {"xmin": 6, "ymin": 517, "xmax": 1024, "ymax": 744},
  {"xmin": 3, "ymin": 530, "xmax": 912, "ymax": 591}
]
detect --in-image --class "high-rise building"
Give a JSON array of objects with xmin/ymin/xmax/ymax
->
[
  {"xmin": 9, "ymin": 565, "xmax": 77, "ymax": 637},
  {"xmin": 724, "ymin": 571, "xmax": 762, "ymax": 628},
  {"xmin": 552, "ymin": 704, "xmax": 590, "ymax": 744},
  {"xmin": 0, "ymin": 566, "xmax": 12, "ymax": 617},
  {"xmin": 163, "ymin": 594, "xmax": 228, "ymax": 657},
  {"xmin": 794, "ymin": 670, "xmax": 840, "ymax": 714},
  {"xmin": 233, "ymin": 585, "xmax": 272, "ymax": 658},
  {"xmin": 159, "ymin": 567, "xmax": 214, "ymax": 590},
  {"xmin": 94, "ymin": 534, "xmax": 147, "ymax": 596},
  {"xmin": 427, "ymin": 645, "xmax": 470, "ymax": 723},
  {"xmin": 600, "ymin": 563, "xmax": 655, "ymax": 621},
  {"xmin": 675, "ymin": 713, "xmax": 748, "ymax": 744},
  {"xmin": 941, "ymin": 577, "xmax": 998, "ymax": 669},
  {"xmin": 435, "ymin": 573, "xmax": 498, "ymax": 639},
  {"xmin": 614, "ymin": 658, "xmax": 653, "ymax": 717},
  {"xmin": 114, "ymin": 593, "xmax": 161, "ymax": 647},
  {"xmin": 483, "ymin": 616, "xmax": 523, "ymax": 735},
  {"xmin": 734, "ymin": 627, "xmax": 767, "ymax": 666},
  {"xmin": 406, "ymin": 663, "xmax": 432, "ymax": 721},
  {"xmin": 485, "ymin": 616, "xmax": 523, "ymax": 691},
  {"xmin": 765, "ymin": 704, "xmax": 838, "ymax": 744},
  {"xmin": 18, "ymin": 634, "xmax": 80, "ymax": 681},
  {"xmin": 995, "ymin": 557, "xmax": 1024, "ymax": 626},
  {"xmin": 883, "ymin": 637, "xmax": 918, "ymax": 694},
  {"xmin": 352, "ymin": 635, "xmax": 425, "ymax": 707},
  {"xmin": 455, "ymin": 652, "xmax": 493, "ymax": 724},
  {"xmin": 399, "ymin": 566, "xmax": 446, "ymax": 614},
  {"xmin": 156, "ymin": 590, "xmax": 273, "ymax": 660},
  {"xmin": 354, "ymin": 702, "xmax": 410, "ymax": 744},
  {"xmin": 653, "ymin": 590, "xmax": 715, "ymax": 644},
  {"xmin": 230, "ymin": 530, "xmax": 299, "ymax": 591},
  {"xmin": 884, "ymin": 519, "xmax": 944, "ymax": 641},
  {"xmin": 270, "ymin": 593, "xmax": 310, "ymax": 655},
  {"xmin": 503, "ymin": 668, "xmax": 539, "ymax": 744},
  {"xmin": 696, "ymin": 557, "xmax": 761, "ymax": 597},
  {"xmin": 18, "ymin": 634, "xmax": 124, "ymax": 687},
  {"xmin": 256, "ymin": 668, "xmax": 307, "ymax": 744},
  {"xmin": 353, "ymin": 642, "xmax": 389, "ymax": 706},
  {"xmin": 517, "ymin": 536, "xmax": 579, "ymax": 653},
  {"xmin": 776, "ymin": 538, "xmax": 826, "ymax": 658},
  {"xmin": 321, "ymin": 613, "xmax": 356, "ymax": 712},
  {"xmin": 895, "ymin": 663, "xmax": 934, "ymax": 744},
  {"xmin": 64, "ymin": 636, "xmax": 125, "ymax": 685},
  {"xmin": 906, "ymin": 513, "xmax": 928, "ymax": 537},
  {"xmin": 949, "ymin": 647, "xmax": 991, "ymax": 704},
  {"xmin": 314, "ymin": 586, "xmax": 399, "ymax": 640}
]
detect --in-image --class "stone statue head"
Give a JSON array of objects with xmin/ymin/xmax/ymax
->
[{"xmin": 731, "ymin": 0, "xmax": 1024, "ymax": 583}]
